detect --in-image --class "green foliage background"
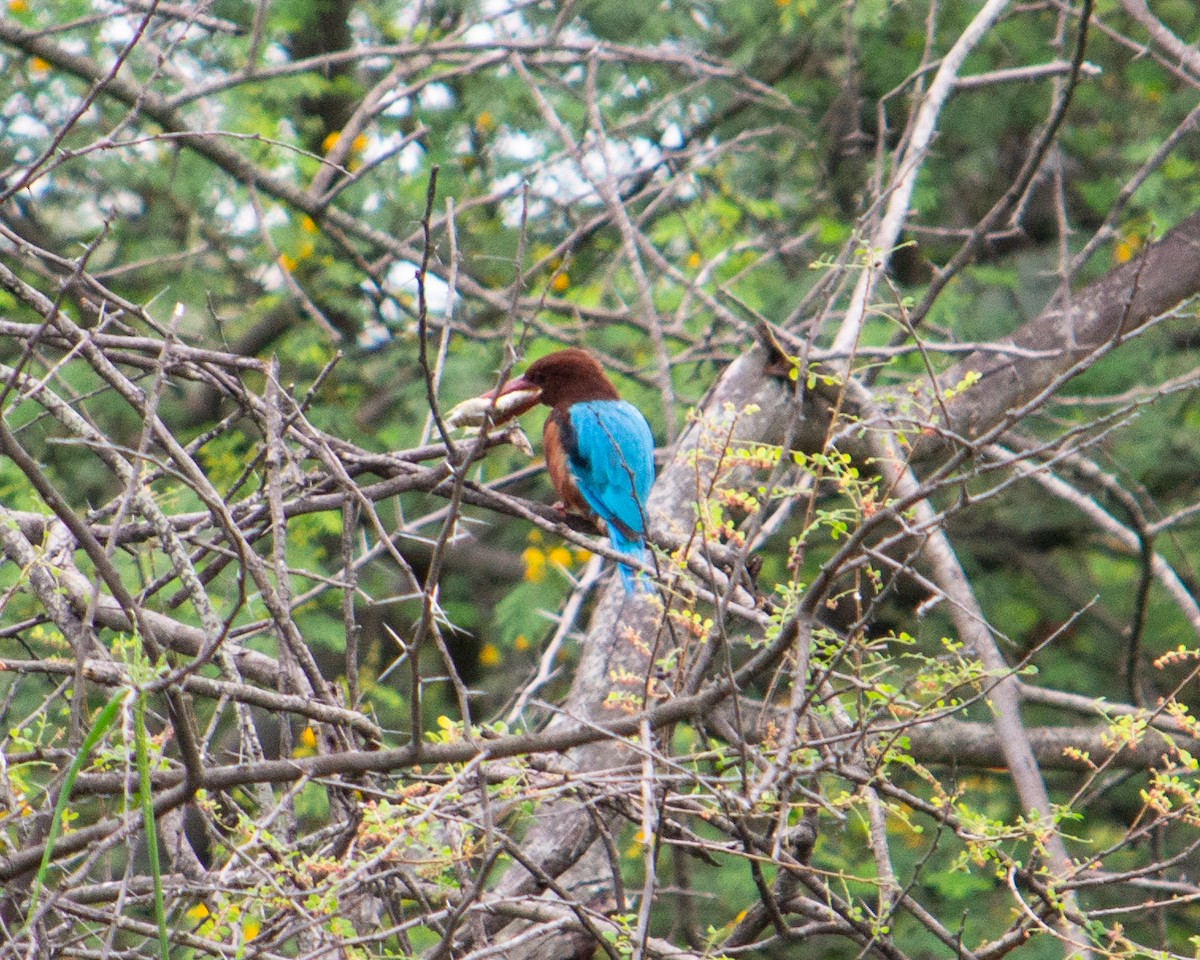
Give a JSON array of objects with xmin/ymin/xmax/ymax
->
[{"xmin": 1, "ymin": 0, "xmax": 1199, "ymax": 956}]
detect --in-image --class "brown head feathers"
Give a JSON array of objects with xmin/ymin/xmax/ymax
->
[{"xmin": 513, "ymin": 348, "xmax": 621, "ymax": 409}]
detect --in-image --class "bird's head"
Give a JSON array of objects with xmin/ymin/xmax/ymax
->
[
  {"xmin": 445, "ymin": 349, "xmax": 622, "ymax": 430},
  {"xmin": 495, "ymin": 348, "xmax": 620, "ymax": 411}
]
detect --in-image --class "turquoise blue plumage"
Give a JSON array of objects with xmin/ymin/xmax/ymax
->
[{"xmin": 561, "ymin": 399, "xmax": 655, "ymax": 591}]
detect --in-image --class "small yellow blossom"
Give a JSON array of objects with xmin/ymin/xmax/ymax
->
[
  {"xmin": 574, "ymin": 548, "xmax": 592, "ymax": 563},
  {"xmin": 475, "ymin": 111, "xmax": 495, "ymax": 133},
  {"xmin": 479, "ymin": 643, "xmax": 501, "ymax": 667},
  {"xmin": 278, "ymin": 252, "xmax": 297, "ymax": 272},
  {"xmin": 186, "ymin": 903, "xmax": 210, "ymax": 922},
  {"xmin": 321, "ymin": 130, "xmax": 369, "ymax": 155},
  {"xmin": 293, "ymin": 725, "xmax": 318, "ymax": 757},
  {"xmin": 300, "ymin": 215, "xmax": 319, "ymax": 234},
  {"xmin": 522, "ymin": 546, "xmax": 546, "ymax": 582},
  {"xmin": 547, "ymin": 545, "xmax": 572, "ymax": 568},
  {"xmin": 528, "ymin": 529, "xmax": 543, "ymax": 544},
  {"xmin": 1113, "ymin": 235, "xmax": 1141, "ymax": 265},
  {"xmin": 550, "ymin": 272, "xmax": 569, "ymax": 293},
  {"xmin": 9, "ymin": 0, "xmax": 29, "ymax": 12},
  {"xmin": 30, "ymin": 57, "xmax": 50, "ymax": 74},
  {"xmin": 242, "ymin": 917, "xmax": 260, "ymax": 941},
  {"xmin": 686, "ymin": 251, "xmax": 702, "ymax": 269},
  {"xmin": 625, "ymin": 829, "xmax": 648, "ymax": 858},
  {"xmin": 513, "ymin": 634, "xmax": 530, "ymax": 651}
]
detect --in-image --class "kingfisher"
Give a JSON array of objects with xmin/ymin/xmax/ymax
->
[{"xmin": 472, "ymin": 349, "xmax": 656, "ymax": 592}]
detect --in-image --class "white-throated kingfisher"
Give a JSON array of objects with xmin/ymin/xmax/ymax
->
[{"xmin": 487, "ymin": 349, "xmax": 656, "ymax": 592}]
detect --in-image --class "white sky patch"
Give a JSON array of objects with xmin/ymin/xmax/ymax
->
[
  {"xmin": 463, "ymin": 20, "xmax": 496, "ymax": 44},
  {"xmin": 398, "ymin": 140, "xmax": 424, "ymax": 174},
  {"xmin": 386, "ymin": 261, "xmax": 450, "ymax": 314},
  {"xmin": 360, "ymin": 133, "xmax": 392, "ymax": 164},
  {"xmin": 497, "ymin": 130, "xmax": 542, "ymax": 162},
  {"xmin": 418, "ymin": 84, "xmax": 454, "ymax": 111},
  {"xmin": 99, "ymin": 15, "xmax": 135, "ymax": 46},
  {"xmin": 383, "ymin": 96, "xmax": 412, "ymax": 118},
  {"xmin": 260, "ymin": 263, "xmax": 286, "ymax": 292},
  {"xmin": 531, "ymin": 161, "xmax": 598, "ymax": 207},
  {"xmin": 477, "ymin": 0, "xmax": 527, "ymax": 38},
  {"xmin": 9, "ymin": 114, "xmax": 48, "ymax": 140},
  {"xmin": 132, "ymin": 135, "xmax": 167, "ymax": 162},
  {"xmin": 101, "ymin": 189, "xmax": 145, "ymax": 218},
  {"xmin": 501, "ymin": 192, "xmax": 548, "ymax": 228},
  {"xmin": 660, "ymin": 123, "xmax": 684, "ymax": 149},
  {"xmin": 358, "ymin": 320, "xmax": 392, "ymax": 350},
  {"xmin": 230, "ymin": 203, "xmax": 259, "ymax": 235}
]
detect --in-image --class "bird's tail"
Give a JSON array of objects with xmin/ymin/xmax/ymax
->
[{"xmin": 605, "ymin": 522, "xmax": 648, "ymax": 593}]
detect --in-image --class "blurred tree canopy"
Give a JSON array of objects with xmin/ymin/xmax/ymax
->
[{"xmin": 2, "ymin": 0, "xmax": 1200, "ymax": 958}]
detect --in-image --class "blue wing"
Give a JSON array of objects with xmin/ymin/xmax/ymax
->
[{"xmin": 565, "ymin": 400, "xmax": 655, "ymax": 589}]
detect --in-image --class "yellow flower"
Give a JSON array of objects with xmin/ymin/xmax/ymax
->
[
  {"xmin": 550, "ymin": 272, "xmax": 569, "ymax": 293},
  {"xmin": 186, "ymin": 903, "xmax": 210, "ymax": 922},
  {"xmin": 574, "ymin": 548, "xmax": 592, "ymax": 563},
  {"xmin": 475, "ymin": 111, "xmax": 495, "ymax": 133},
  {"xmin": 522, "ymin": 546, "xmax": 546, "ymax": 582},
  {"xmin": 625, "ymin": 829, "xmax": 647, "ymax": 858},
  {"xmin": 513, "ymin": 634, "xmax": 530, "ymax": 651},
  {"xmin": 30, "ymin": 57, "xmax": 50, "ymax": 74},
  {"xmin": 1113, "ymin": 235, "xmax": 1141, "ymax": 264},
  {"xmin": 293, "ymin": 725, "xmax": 318, "ymax": 757},
  {"xmin": 321, "ymin": 130, "xmax": 369, "ymax": 155},
  {"xmin": 300, "ymin": 215, "xmax": 319, "ymax": 234},
  {"xmin": 278, "ymin": 252, "xmax": 297, "ymax": 272},
  {"xmin": 547, "ymin": 546, "xmax": 572, "ymax": 568},
  {"xmin": 8, "ymin": 0, "xmax": 29, "ymax": 12},
  {"xmin": 479, "ymin": 643, "xmax": 501, "ymax": 667},
  {"xmin": 527, "ymin": 529, "xmax": 543, "ymax": 544},
  {"xmin": 242, "ymin": 917, "xmax": 260, "ymax": 941},
  {"xmin": 686, "ymin": 251, "xmax": 702, "ymax": 269}
]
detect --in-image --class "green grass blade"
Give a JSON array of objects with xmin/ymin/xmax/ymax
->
[
  {"xmin": 25, "ymin": 688, "xmax": 127, "ymax": 925},
  {"xmin": 134, "ymin": 692, "xmax": 169, "ymax": 960}
]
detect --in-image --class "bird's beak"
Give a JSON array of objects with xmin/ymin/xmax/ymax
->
[
  {"xmin": 444, "ymin": 376, "xmax": 541, "ymax": 429},
  {"xmin": 486, "ymin": 375, "xmax": 542, "ymax": 419}
]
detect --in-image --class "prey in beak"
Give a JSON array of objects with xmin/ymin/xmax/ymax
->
[{"xmin": 444, "ymin": 377, "xmax": 541, "ymax": 430}]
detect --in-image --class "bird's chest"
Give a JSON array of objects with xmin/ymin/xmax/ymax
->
[{"xmin": 543, "ymin": 409, "xmax": 591, "ymax": 517}]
